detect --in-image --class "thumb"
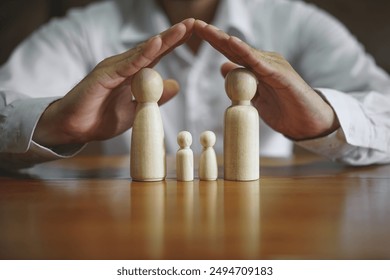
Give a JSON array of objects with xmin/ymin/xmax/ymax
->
[
  {"xmin": 220, "ymin": 61, "xmax": 241, "ymax": 78},
  {"xmin": 158, "ymin": 79, "xmax": 180, "ymax": 105}
]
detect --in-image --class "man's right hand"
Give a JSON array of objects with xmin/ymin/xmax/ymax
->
[
  {"xmin": 194, "ymin": 20, "xmax": 340, "ymax": 141},
  {"xmin": 33, "ymin": 18, "xmax": 194, "ymax": 148}
]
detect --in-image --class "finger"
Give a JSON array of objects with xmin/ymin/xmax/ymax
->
[
  {"xmin": 101, "ymin": 18, "xmax": 194, "ymax": 67},
  {"xmin": 159, "ymin": 18, "xmax": 195, "ymax": 52},
  {"xmin": 96, "ymin": 19, "xmax": 194, "ymax": 89},
  {"xmin": 227, "ymin": 36, "xmax": 260, "ymax": 66},
  {"xmin": 195, "ymin": 20, "xmax": 273, "ymax": 76},
  {"xmin": 227, "ymin": 36, "xmax": 274, "ymax": 77},
  {"xmin": 154, "ymin": 18, "xmax": 195, "ymax": 62},
  {"xmin": 97, "ymin": 36, "xmax": 163, "ymax": 89},
  {"xmin": 194, "ymin": 20, "xmax": 230, "ymax": 57},
  {"xmin": 158, "ymin": 79, "xmax": 180, "ymax": 106},
  {"xmin": 117, "ymin": 19, "xmax": 194, "ymax": 75},
  {"xmin": 132, "ymin": 18, "xmax": 194, "ymax": 65},
  {"xmin": 127, "ymin": 36, "xmax": 164, "ymax": 70},
  {"xmin": 220, "ymin": 61, "xmax": 240, "ymax": 78},
  {"xmin": 194, "ymin": 20, "xmax": 244, "ymax": 65},
  {"xmin": 97, "ymin": 41, "xmax": 146, "ymax": 67}
]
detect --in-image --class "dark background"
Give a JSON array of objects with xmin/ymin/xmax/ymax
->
[{"xmin": 1, "ymin": 0, "xmax": 389, "ymax": 73}]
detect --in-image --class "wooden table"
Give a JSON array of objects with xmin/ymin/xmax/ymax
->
[{"xmin": 1, "ymin": 154, "xmax": 390, "ymax": 260}]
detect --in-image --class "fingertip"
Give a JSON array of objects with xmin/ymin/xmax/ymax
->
[
  {"xmin": 194, "ymin": 20, "xmax": 208, "ymax": 38},
  {"xmin": 194, "ymin": 19, "xmax": 207, "ymax": 28},
  {"xmin": 138, "ymin": 36, "xmax": 162, "ymax": 64},
  {"xmin": 220, "ymin": 62, "xmax": 240, "ymax": 77},
  {"xmin": 182, "ymin": 18, "xmax": 195, "ymax": 27},
  {"xmin": 167, "ymin": 21, "xmax": 188, "ymax": 39},
  {"xmin": 159, "ymin": 79, "xmax": 180, "ymax": 105},
  {"xmin": 145, "ymin": 35, "xmax": 162, "ymax": 52},
  {"xmin": 183, "ymin": 17, "xmax": 195, "ymax": 22},
  {"xmin": 183, "ymin": 18, "xmax": 195, "ymax": 32},
  {"xmin": 194, "ymin": 20, "xmax": 222, "ymax": 34},
  {"xmin": 175, "ymin": 23, "xmax": 187, "ymax": 34},
  {"xmin": 164, "ymin": 79, "xmax": 180, "ymax": 93},
  {"xmin": 180, "ymin": 18, "xmax": 195, "ymax": 39}
]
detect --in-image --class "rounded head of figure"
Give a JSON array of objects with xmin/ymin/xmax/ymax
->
[
  {"xmin": 225, "ymin": 68, "xmax": 258, "ymax": 102},
  {"xmin": 177, "ymin": 131, "xmax": 192, "ymax": 148},
  {"xmin": 200, "ymin": 131, "xmax": 216, "ymax": 148},
  {"xmin": 131, "ymin": 68, "xmax": 163, "ymax": 103}
]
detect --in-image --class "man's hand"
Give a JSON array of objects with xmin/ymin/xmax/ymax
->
[
  {"xmin": 33, "ymin": 18, "xmax": 195, "ymax": 148},
  {"xmin": 194, "ymin": 20, "xmax": 340, "ymax": 140}
]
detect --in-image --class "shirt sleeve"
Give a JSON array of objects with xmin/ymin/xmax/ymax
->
[
  {"xmin": 291, "ymin": 3, "xmax": 390, "ymax": 165},
  {"xmin": 0, "ymin": 95, "xmax": 85, "ymax": 170},
  {"xmin": 296, "ymin": 89, "xmax": 390, "ymax": 165},
  {"xmin": 0, "ymin": 7, "xmax": 96, "ymax": 169}
]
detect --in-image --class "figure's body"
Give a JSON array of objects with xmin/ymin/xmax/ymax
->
[
  {"xmin": 199, "ymin": 131, "xmax": 218, "ymax": 181},
  {"xmin": 176, "ymin": 131, "xmax": 194, "ymax": 182},
  {"xmin": 224, "ymin": 68, "xmax": 259, "ymax": 181},
  {"xmin": 130, "ymin": 68, "xmax": 166, "ymax": 181}
]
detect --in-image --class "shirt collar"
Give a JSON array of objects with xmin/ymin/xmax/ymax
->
[
  {"xmin": 213, "ymin": 0, "xmax": 255, "ymax": 45},
  {"xmin": 119, "ymin": 0, "xmax": 255, "ymax": 46},
  {"xmin": 119, "ymin": 0, "xmax": 170, "ymax": 44}
]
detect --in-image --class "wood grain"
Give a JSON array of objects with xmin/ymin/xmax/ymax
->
[
  {"xmin": 224, "ymin": 68, "xmax": 259, "ymax": 181},
  {"xmin": 130, "ymin": 68, "xmax": 166, "ymax": 181},
  {"xmin": 1, "ymin": 154, "xmax": 390, "ymax": 259}
]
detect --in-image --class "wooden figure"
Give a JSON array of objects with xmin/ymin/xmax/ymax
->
[
  {"xmin": 224, "ymin": 68, "xmax": 259, "ymax": 181},
  {"xmin": 199, "ymin": 130, "xmax": 218, "ymax": 181},
  {"xmin": 130, "ymin": 68, "xmax": 166, "ymax": 181},
  {"xmin": 176, "ymin": 131, "xmax": 194, "ymax": 181}
]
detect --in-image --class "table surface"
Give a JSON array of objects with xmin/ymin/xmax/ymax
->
[{"xmin": 1, "ymin": 153, "xmax": 390, "ymax": 260}]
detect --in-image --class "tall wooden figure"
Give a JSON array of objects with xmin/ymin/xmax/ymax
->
[
  {"xmin": 130, "ymin": 68, "xmax": 166, "ymax": 181},
  {"xmin": 224, "ymin": 68, "xmax": 259, "ymax": 181},
  {"xmin": 176, "ymin": 131, "xmax": 194, "ymax": 181}
]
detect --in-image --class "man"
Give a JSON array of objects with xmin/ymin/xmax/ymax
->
[{"xmin": 1, "ymin": 0, "xmax": 390, "ymax": 170}]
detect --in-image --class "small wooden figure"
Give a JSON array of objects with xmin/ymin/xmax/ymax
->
[
  {"xmin": 130, "ymin": 68, "xmax": 166, "ymax": 181},
  {"xmin": 199, "ymin": 131, "xmax": 218, "ymax": 181},
  {"xmin": 224, "ymin": 68, "xmax": 259, "ymax": 181},
  {"xmin": 176, "ymin": 131, "xmax": 194, "ymax": 181}
]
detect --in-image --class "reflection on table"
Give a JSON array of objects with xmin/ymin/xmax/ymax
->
[{"xmin": 1, "ymin": 154, "xmax": 390, "ymax": 259}]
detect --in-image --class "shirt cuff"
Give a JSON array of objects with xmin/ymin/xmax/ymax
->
[
  {"xmin": 0, "ymin": 141, "xmax": 85, "ymax": 171},
  {"xmin": 1, "ymin": 96, "xmax": 59, "ymax": 153},
  {"xmin": 295, "ymin": 88, "xmax": 361, "ymax": 160},
  {"xmin": 295, "ymin": 128, "xmax": 355, "ymax": 161},
  {"xmin": 31, "ymin": 140, "xmax": 85, "ymax": 158},
  {"xmin": 314, "ymin": 88, "xmax": 376, "ymax": 149},
  {"xmin": 296, "ymin": 88, "xmax": 390, "ymax": 165},
  {"xmin": 1, "ymin": 96, "xmax": 87, "ymax": 155},
  {"xmin": 0, "ymin": 96, "xmax": 86, "ymax": 170}
]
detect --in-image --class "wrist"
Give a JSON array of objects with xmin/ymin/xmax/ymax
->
[
  {"xmin": 288, "ymin": 99, "xmax": 340, "ymax": 141},
  {"xmin": 32, "ymin": 99, "xmax": 84, "ymax": 148}
]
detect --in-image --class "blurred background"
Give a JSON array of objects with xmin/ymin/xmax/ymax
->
[{"xmin": 0, "ymin": 0, "xmax": 389, "ymax": 72}]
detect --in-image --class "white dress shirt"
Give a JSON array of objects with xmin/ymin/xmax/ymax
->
[{"xmin": 1, "ymin": 0, "xmax": 390, "ymax": 170}]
